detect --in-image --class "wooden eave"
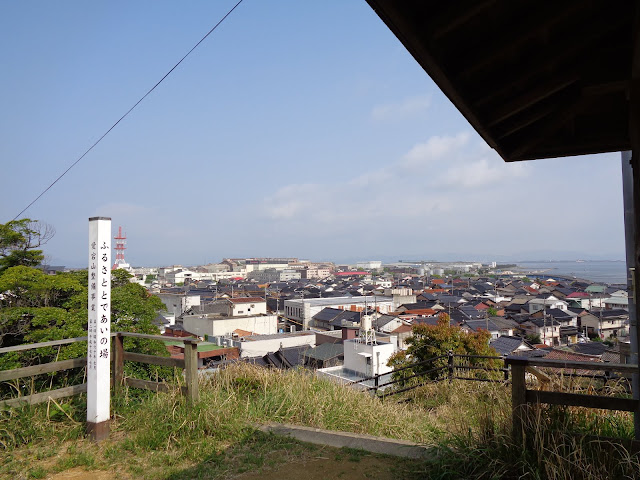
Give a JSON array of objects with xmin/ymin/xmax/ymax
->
[{"xmin": 366, "ymin": 0, "xmax": 636, "ymax": 162}]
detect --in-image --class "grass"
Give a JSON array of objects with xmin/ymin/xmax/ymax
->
[
  {"xmin": 402, "ymin": 375, "xmax": 640, "ymax": 479},
  {"xmin": 1, "ymin": 363, "xmax": 639, "ymax": 479}
]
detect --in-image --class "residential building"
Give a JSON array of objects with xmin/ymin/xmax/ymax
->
[
  {"xmin": 580, "ymin": 309, "xmax": 629, "ymax": 338},
  {"xmin": 356, "ymin": 260, "xmax": 382, "ymax": 271},
  {"xmin": 284, "ymin": 296, "xmax": 394, "ymax": 330},
  {"xmin": 157, "ymin": 292, "xmax": 201, "ymax": 317},
  {"xmin": 528, "ymin": 296, "xmax": 568, "ymax": 314},
  {"xmin": 182, "ymin": 313, "xmax": 278, "ymax": 339},
  {"xmin": 223, "ymin": 331, "xmax": 316, "ymax": 358}
]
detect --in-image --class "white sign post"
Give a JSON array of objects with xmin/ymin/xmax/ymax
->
[{"xmin": 87, "ymin": 217, "xmax": 111, "ymax": 441}]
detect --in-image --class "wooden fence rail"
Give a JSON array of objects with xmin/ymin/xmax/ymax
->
[
  {"xmin": 0, "ymin": 332, "xmax": 200, "ymax": 407},
  {"xmin": 505, "ymin": 356, "xmax": 640, "ymax": 441}
]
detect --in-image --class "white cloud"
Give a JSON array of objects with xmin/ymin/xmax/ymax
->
[
  {"xmin": 263, "ymin": 183, "xmax": 321, "ymax": 220},
  {"xmin": 400, "ymin": 132, "xmax": 470, "ymax": 170},
  {"xmin": 260, "ymin": 131, "xmax": 528, "ymax": 237},
  {"xmin": 370, "ymin": 94, "xmax": 431, "ymax": 122},
  {"xmin": 439, "ymin": 155, "xmax": 530, "ymax": 188}
]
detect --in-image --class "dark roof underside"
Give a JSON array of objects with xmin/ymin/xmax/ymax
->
[{"xmin": 366, "ymin": 0, "xmax": 636, "ymax": 162}]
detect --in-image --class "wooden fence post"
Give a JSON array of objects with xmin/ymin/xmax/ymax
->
[
  {"xmin": 183, "ymin": 339, "xmax": 199, "ymax": 403},
  {"xmin": 448, "ymin": 350, "xmax": 454, "ymax": 382},
  {"xmin": 510, "ymin": 359, "xmax": 527, "ymax": 444},
  {"xmin": 113, "ymin": 333, "xmax": 124, "ymax": 393}
]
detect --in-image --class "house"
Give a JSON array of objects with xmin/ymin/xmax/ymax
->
[
  {"xmin": 373, "ymin": 314, "xmax": 404, "ymax": 333},
  {"xmin": 489, "ymin": 336, "xmax": 534, "ymax": 356},
  {"xmin": 302, "ymin": 343, "xmax": 344, "ymax": 369},
  {"xmin": 284, "ymin": 296, "xmax": 395, "ymax": 330},
  {"xmin": 580, "ymin": 309, "xmax": 629, "ymax": 339},
  {"xmin": 226, "ymin": 331, "xmax": 316, "ymax": 358},
  {"xmin": 565, "ymin": 291, "xmax": 606, "ymax": 310},
  {"xmin": 157, "ymin": 291, "xmax": 201, "ymax": 317},
  {"xmin": 528, "ymin": 296, "xmax": 568, "ymax": 314},
  {"xmin": 603, "ymin": 295, "xmax": 629, "ymax": 310},
  {"xmin": 460, "ymin": 317, "xmax": 518, "ymax": 339},
  {"xmin": 520, "ymin": 318, "xmax": 562, "ymax": 346},
  {"xmin": 181, "ymin": 298, "xmax": 276, "ymax": 338}
]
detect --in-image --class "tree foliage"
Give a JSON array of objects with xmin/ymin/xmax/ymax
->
[
  {"xmin": 0, "ymin": 219, "xmax": 54, "ymax": 273},
  {"xmin": 0, "ymin": 264, "xmax": 171, "ymax": 397},
  {"xmin": 388, "ymin": 314, "xmax": 500, "ymax": 385}
]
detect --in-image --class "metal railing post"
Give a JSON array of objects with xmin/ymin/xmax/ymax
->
[
  {"xmin": 503, "ymin": 355, "xmax": 509, "ymax": 381},
  {"xmin": 448, "ymin": 350, "xmax": 454, "ymax": 382}
]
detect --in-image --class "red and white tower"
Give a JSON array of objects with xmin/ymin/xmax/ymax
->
[{"xmin": 112, "ymin": 226, "xmax": 130, "ymax": 270}]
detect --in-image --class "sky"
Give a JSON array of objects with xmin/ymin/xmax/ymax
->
[{"xmin": 0, "ymin": 1, "xmax": 627, "ymax": 267}]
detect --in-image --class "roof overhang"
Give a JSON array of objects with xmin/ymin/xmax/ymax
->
[{"xmin": 366, "ymin": 0, "xmax": 637, "ymax": 162}]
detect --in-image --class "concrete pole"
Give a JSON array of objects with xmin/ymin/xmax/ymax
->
[{"xmin": 87, "ymin": 217, "xmax": 111, "ymax": 442}]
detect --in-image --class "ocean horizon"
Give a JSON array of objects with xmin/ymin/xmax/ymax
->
[{"xmin": 512, "ymin": 260, "xmax": 627, "ymax": 285}]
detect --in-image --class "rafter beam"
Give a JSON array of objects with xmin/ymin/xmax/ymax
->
[
  {"xmin": 456, "ymin": 1, "xmax": 586, "ymax": 81},
  {"xmin": 431, "ymin": 0, "xmax": 498, "ymax": 40},
  {"xmin": 486, "ymin": 75, "xmax": 580, "ymax": 127},
  {"xmin": 504, "ymin": 94, "xmax": 583, "ymax": 161},
  {"xmin": 472, "ymin": 15, "xmax": 626, "ymax": 109}
]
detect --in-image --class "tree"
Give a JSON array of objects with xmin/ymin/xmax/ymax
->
[
  {"xmin": 388, "ymin": 314, "xmax": 500, "ymax": 384},
  {"xmin": 487, "ymin": 306, "xmax": 498, "ymax": 317},
  {"xmin": 112, "ymin": 268, "xmax": 133, "ymax": 288},
  {"xmin": 0, "ymin": 265, "xmax": 171, "ymax": 398},
  {"xmin": 525, "ymin": 333, "xmax": 541, "ymax": 344},
  {"xmin": 0, "ymin": 219, "xmax": 54, "ymax": 273}
]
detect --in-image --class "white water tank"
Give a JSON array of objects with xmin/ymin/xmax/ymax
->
[{"xmin": 361, "ymin": 315, "xmax": 372, "ymax": 332}]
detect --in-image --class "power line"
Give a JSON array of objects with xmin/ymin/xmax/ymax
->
[{"xmin": 12, "ymin": 0, "xmax": 245, "ymax": 221}]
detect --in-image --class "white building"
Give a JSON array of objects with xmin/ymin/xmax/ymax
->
[
  {"xmin": 227, "ymin": 297, "xmax": 267, "ymax": 316},
  {"xmin": 183, "ymin": 313, "xmax": 278, "ymax": 338},
  {"xmin": 316, "ymin": 319, "xmax": 396, "ymax": 386},
  {"xmin": 356, "ymin": 261, "xmax": 382, "ymax": 271},
  {"xmin": 603, "ymin": 296, "xmax": 629, "ymax": 309},
  {"xmin": 342, "ymin": 338, "xmax": 394, "ymax": 378},
  {"xmin": 224, "ymin": 331, "xmax": 316, "ymax": 358},
  {"xmin": 167, "ymin": 269, "xmax": 247, "ymax": 284},
  {"xmin": 528, "ymin": 296, "xmax": 568, "ymax": 314},
  {"xmin": 157, "ymin": 292, "xmax": 201, "ymax": 317},
  {"xmin": 284, "ymin": 296, "xmax": 395, "ymax": 330}
]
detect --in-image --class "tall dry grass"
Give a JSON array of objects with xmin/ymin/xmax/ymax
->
[
  {"xmin": 2, "ymin": 363, "xmax": 639, "ymax": 479},
  {"xmin": 403, "ymin": 373, "xmax": 640, "ymax": 479}
]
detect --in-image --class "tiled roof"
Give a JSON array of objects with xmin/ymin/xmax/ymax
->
[
  {"xmin": 229, "ymin": 297, "xmax": 265, "ymax": 304},
  {"xmin": 401, "ymin": 308, "xmax": 437, "ymax": 316},
  {"xmin": 567, "ymin": 292, "xmax": 590, "ymax": 298},
  {"xmin": 391, "ymin": 324, "xmax": 412, "ymax": 334},
  {"xmin": 233, "ymin": 329, "xmax": 254, "ymax": 337}
]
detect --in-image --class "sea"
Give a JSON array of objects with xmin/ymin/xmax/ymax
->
[{"xmin": 512, "ymin": 260, "xmax": 627, "ymax": 285}]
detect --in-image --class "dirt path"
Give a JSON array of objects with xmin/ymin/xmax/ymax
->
[
  {"xmin": 232, "ymin": 455, "xmax": 411, "ymax": 480},
  {"xmin": 48, "ymin": 468, "xmax": 130, "ymax": 480}
]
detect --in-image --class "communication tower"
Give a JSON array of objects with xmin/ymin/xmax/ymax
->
[{"xmin": 112, "ymin": 226, "xmax": 129, "ymax": 270}]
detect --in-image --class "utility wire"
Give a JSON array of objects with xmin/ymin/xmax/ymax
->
[{"xmin": 12, "ymin": 0, "xmax": 244, "ymax": 221}]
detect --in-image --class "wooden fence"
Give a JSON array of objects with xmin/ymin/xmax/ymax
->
[
  {"xmin": 4, "ymin": 335, "xmax": 640, "ymax": 440},
  {"xmin": 505, "ymin": 356, "xmax": 640, "ymax": 441},
  {"xmin": 0, "ymin": 332, "xmax": 200, "ymax": 407}
]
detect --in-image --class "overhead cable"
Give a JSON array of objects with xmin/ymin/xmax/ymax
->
[{"xmin": 12, "ymin": 0, "xmax": 244, "ymax": 221}]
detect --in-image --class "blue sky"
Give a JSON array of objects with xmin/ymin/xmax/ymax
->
[{"xmin": 0, "ymin": 0, "xmax": 626, "ymax": 266}]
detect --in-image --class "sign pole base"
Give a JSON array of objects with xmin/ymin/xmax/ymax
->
[{"xmin": 87, "ymin": 420, "xmax": 110, "ymax": 442}]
